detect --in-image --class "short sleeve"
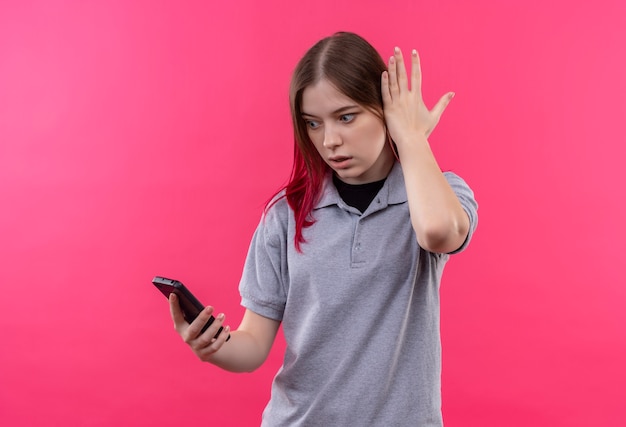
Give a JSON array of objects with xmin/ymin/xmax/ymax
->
[
  {"xmin": 444, "ymin": 172, "xmax": 479, "ymax": 254},
  {"xmin": 238, "ymin": 200, "xmax": 290, "ymax": 321}
]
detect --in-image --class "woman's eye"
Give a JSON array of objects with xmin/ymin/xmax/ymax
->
[
  {"xmin": 339, "ymin": 114, "xmax": 355, "ymax": 123},
  {"xmin": 306, "ymin": 120, "xmax": 320, "ymax": 129}
]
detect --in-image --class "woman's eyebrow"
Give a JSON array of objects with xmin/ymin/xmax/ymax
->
[{"xmin": 301, "ymin": 105, "xmax": 360, "ymax": 117}]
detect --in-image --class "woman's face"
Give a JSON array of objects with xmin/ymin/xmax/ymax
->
[{"xmin": 301, "ymin": 79, "xmax": 394, "ymax": 185}]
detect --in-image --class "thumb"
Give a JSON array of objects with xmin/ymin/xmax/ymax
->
[{"xmin": 431, "ymin": 91, "xmax": 455, "ymax": 121}]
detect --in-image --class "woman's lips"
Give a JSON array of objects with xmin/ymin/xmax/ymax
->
[{"xmin": 329, "ymin": 156, "xmax": 352, "ymax": 168}]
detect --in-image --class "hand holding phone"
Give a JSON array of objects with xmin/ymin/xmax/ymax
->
[{"xmin": 152, "ymin": 276, "xmax": 230, "ymax": 341}]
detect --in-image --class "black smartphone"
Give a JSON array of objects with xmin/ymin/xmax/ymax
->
[{"xmin": 152, "ymin": 276, "xmax": 230, "ymax": 341}]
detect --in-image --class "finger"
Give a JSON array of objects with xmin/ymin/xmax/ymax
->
[
  {"xmin": 169, "ymin": 293, "xmax": 187, "ymax": 333},
  {"xmin": 195, "ymin": 312, "xmax": 225, "ymax": 348},
  {"xmin": 393, "ymin": 47, "xmax": 409, "ymax": 92},
  {"xmin": 387, "ymin": 55, "xmax": 399, "ymax": 96},
  {"xmin": 209, "ymin": 323, "xmax": 231, "ymax": 347},
  {"xmin": 381, "ymin": 71, "xmax": 392, "ymax": 106},
  {"xmin": 411, "ymin": 49, "xmax": 422, "ymax": 93},
  {"xmin": 183, "ymin": 305, "xmax": 215, "ymax": 342},
  {"xmin": 198, "ymin": 325, "xmax": 231, "ymax": 360},
  {"xmin": 431, "ymin": 92, "xmax": 455, "ymax": 121}
]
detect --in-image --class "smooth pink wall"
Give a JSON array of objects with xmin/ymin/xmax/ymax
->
[{"xmin": 1, "ymin": 1, "xmax": 625, "ymax": 426}]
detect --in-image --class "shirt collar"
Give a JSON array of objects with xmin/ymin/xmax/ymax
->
[{"xmin": 314, "ymin": 161, "xmax": 407, "ymax": 210}]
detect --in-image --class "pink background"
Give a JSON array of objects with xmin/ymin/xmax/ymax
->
[{"xmin": 1, "ymin": 1, "xmax": 625, "ymax": 425}]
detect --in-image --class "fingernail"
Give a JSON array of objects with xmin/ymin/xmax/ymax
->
[
  {"xmin": 389, "ymin": 56, "xmax": 395, "ymax": 64},
  {"xmin": 412, "ymin": 49, "xmax": 417, "ymax": 56},
  {"xmin": 217, "ymin": 313, "xmax": 225, "ymax": 320},
  {"xmin": 394, "ymin": 46, "xmax": 400, "ymax": 54}
]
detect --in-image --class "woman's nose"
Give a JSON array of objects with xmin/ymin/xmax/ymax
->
[{"xmin": 323, "ymin": 126, "xmax": 342, "ymax": 148}]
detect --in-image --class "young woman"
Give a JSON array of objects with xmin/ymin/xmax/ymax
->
[{"xmin": 169, "ymin": 32, "xmax": 478, "ymax": 426}]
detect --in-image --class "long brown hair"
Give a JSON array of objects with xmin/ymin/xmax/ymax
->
[{"xmin": 269, "ymin": 32, "xmax": 388, "ymax": 252}]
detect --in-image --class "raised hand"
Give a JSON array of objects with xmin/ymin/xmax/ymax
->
[{"xmin": 381, "ymin": 47, "xmax": 454, "ymax": 145}]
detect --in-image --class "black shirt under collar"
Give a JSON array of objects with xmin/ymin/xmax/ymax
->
[{"xmin": 332, "ymin": 175, "xmax": 387, "ymax": 213}]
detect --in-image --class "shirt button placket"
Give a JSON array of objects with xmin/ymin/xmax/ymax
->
[{"xmin": 352, "ymin": 220, "xmax": 365, "ymax": 265}]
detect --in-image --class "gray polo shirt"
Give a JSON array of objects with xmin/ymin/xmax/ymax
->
[{"xmin": 240, "ymin": 162, "xmax": 478, "ymax": 426}]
